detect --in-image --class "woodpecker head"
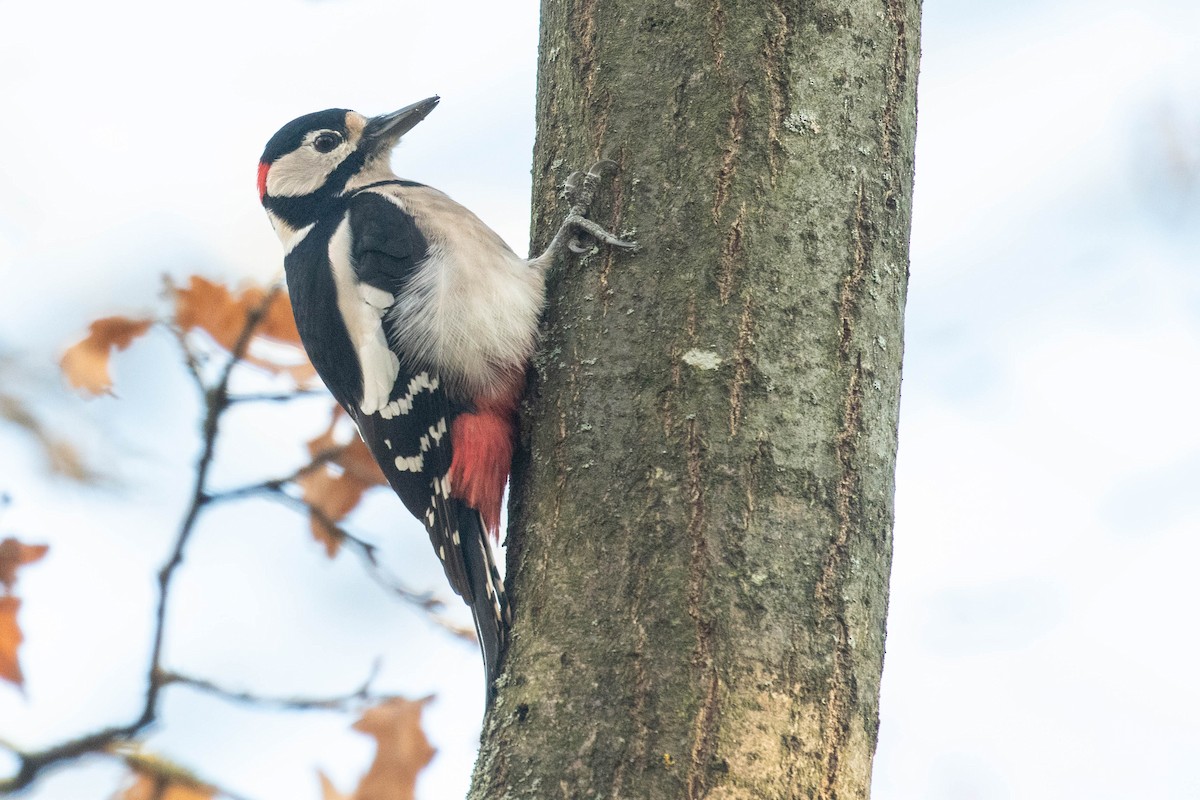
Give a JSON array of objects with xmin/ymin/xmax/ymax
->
[{"xmin": 258, "ymin": 96, "xmax": 439, "ymax": 230}]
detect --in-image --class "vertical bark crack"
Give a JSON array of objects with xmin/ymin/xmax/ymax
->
[
  {"xmin": 709, "ymin": 0, "xmax": 726, "ymax": 71},
  {"xmin": 712, "ymin": 86, "xmax": 748, "ymax": 224},
  {"xmin": 881, "ymin": 0, "xmax": 908, "ymax": 163},
  {"xmin": 685, "ymin": 418, "xmax": 720, "ymax": 800},
  {"xmin": 611, "ymin": 579, "xmax": 650, "ymax": 798},
  {"xmin": 763, "ymin": 0, "xmax": 791, "ymax": 178},
  {"xmin": 728, "ymin": 293, "xmax": 754, "ymax": 438},
  {"xmin": 813, "ymin": 180, "xmax": 873, "ymax": 800},
  {"xmin": 718, "ymin": 202, "xmax": 747, "ymax": 305},
  {"xmin": 570, "ymin": 0, "xmax": 600, "ymax": 97}
]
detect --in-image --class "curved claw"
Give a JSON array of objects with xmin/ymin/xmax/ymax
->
[
  {"xmin": 533, "ymin": 161, "xmax": 638, "ymax": 264},
  {"xmin": 585, "ymin": 159, "xmax": 618, "ymax": 180}
]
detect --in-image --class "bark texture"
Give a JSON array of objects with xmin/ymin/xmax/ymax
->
[{"xmin": 471, "ymin": 0, "xmax": 918, "ymax": 797}]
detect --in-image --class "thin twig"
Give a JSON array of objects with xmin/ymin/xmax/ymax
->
[
  {"xmin": 169, "ymin": 323, "xmax": 206, "ymax": 392},
  {"xmin": 208, "ymin": 452, "xmax": 476, "ymax": 639},
  {"xmin": 261, "ymin": 490, "xmax": 476, "ymax": 640},
  {"xmin": 142, "ymin": 287, "xmax": 281, "ymax": 719},
  {"xmin": 159, "ymin": 661, "xmax": 388, "ymax": 712},
  {"xmin": 225, "ymin": 387, "xmax": 327, "ymax": 404},
  {"xmin": 0, "ymin": 283, "xmax": 473, "ymax": 791},
  {"xmin": 204, "ymin": 446, "xmax": 342, "ymax": 504}
]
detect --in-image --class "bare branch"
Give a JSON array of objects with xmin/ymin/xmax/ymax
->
[
  {"xmin": 1, "ymin": 281, "xmax": 471, "ymax": 791},
  {"xmin": 158, "ymin": 662, "xmax": 388, "ymax": 712},
  {"xmin": 204, "ymin": 446, "xmax": 342, "ymax": 504},
  {"xmin": 259, "ymin": 489, "xmax": 476, "ymax": 641},
  {"xmin": 207, "ymin": 449, "xmax": 477, "ymax": 640},
  {"xmin": 225, "ymin": 387, "xmax": 327, "ymax": 404},
  {"xmin": 1, "ymin": 286, "xmax": 285, "ymax": 791},
  {"xmin": 167, "ymin": 318, "xmax": 206, "ymax": 392}
]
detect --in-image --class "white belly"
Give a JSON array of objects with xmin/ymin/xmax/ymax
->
[{"xmin": 367, "ymin": 185, "xmax": 546, "ymax": 400}]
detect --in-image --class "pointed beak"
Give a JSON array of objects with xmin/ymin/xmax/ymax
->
[{"xmin": 364, "ymin": 96, "xmax": 440, "ymax": 151}]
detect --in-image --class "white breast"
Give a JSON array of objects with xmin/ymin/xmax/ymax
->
[{"xmin": 367, "ymin": 185, "xmax": 546, "ymax": 401}]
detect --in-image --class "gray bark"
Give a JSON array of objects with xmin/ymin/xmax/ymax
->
[{"xmin": 471, "ymin": 0, "xmax": 918, "ymax": 797}]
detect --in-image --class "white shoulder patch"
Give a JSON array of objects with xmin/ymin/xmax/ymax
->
[{"xmin": 327, "ymin": 217, "xmax": 400, "ymax": 416}]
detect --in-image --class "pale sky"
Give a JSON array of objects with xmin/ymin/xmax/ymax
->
[{"xmin": 2, "ymin": 0, "xmax": 1199, "ymax": 798}]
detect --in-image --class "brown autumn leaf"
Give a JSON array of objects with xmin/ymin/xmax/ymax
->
[
  {"xmin": 298, "ymin": 406, "xmax": 387, "ymax": 557},
  {"xmin": 0, "ymin": 596, "xmax": 24, "ymax": 687},
  {"xmin": 171, "ymin": 275, "xmax": 293, "ymax": 348},
  {"xmin": 318, "ymin": 770, "xmax": 351, "ymax": 800},
  {"xmin": 320, "ymin": 696, "xmax": 436, "ymax": 800},
  {"xmin": 0, "ymin": 540, "xmax": 47, "ymax": 688},
  {"xmin": 0, "ymin": 537, "xmax": 48, "ymax": 592},
  {"xmin": 119, "ymin": 770, "xmax": 216, "ymax": 800},
  {"xmin": 60, "ymin": 316, "xmax": 154, "ymax": 396},
  {"xmin": 113, "ymin": 751, "xmax": 219, "ymax": 800},
  {"xmin": 297, "ymin": 469, "xmax": 367, "ymax": 558},
  {"xmin": 170, "ymin": 275, "xmax": 315, "ymax": 381}
]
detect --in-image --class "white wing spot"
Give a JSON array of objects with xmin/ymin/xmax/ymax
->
[
  {"xmin": 394, "ymin": 454, "xmax": 424, "ymax": 472},
  {"xmin": 381, "ymin": 372, "xmax": 439, "ymax": 418}
]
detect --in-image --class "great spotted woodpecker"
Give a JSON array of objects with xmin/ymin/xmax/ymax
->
[{"xmin": 258, "ymin": 97, "xmax": 634, "ymax": 695}]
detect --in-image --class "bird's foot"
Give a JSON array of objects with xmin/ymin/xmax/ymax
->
[{"xmin": 534, "ymin": 161, "xmax": 638, "ymax": 264}]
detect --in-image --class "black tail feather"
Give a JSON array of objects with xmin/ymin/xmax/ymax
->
[{"xmin": 455, "ymin": 504, "xmax": 510, "ymax": 698}]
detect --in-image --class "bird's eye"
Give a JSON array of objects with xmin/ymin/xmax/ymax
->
[{"xmin": 313, "ymin": 132, "xmax": 342, "ymax": 153}]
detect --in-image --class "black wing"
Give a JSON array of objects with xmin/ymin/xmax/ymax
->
[{"xmin": 349, "ymin": 189, "xmax": 427, "ymax": 294}]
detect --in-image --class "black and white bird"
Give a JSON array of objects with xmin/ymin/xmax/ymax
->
[{"xmin": 257, "ymin": 97, "xmax": 633, "ymax": 695}]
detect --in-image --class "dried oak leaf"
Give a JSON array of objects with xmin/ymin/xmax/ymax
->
[
  {"xmin": 171, "ymin": 275, "xmax": 315, "ymax": 381},
  {"xmin": 0, "ymin": 537, "xmax": 48, "ymax": 592},
  {"xmin": 298, "ymin": 406, "xmax": 386, "ymax": 558},
  {"xmin": 119, "ymin": 771, "xmax": 216, "ymax": 800},
  {"xmin": 318, "ymin": 771, "xmax": 351, "ymax": 800},
  {"xmin": 320, "ymin": 696, "xmax": 436, "ymax": 800},
  {"xmin": 60, "ymin": 316, "xmax": 154, "ymax": 396},
  {"xmin": 0, "ymin": 596, "xmax": 24, "ymax": 687},
  {"xmin": 171, "ymin": 275, "xmax": 295, "ymax": 347},
  {"xmin": 115, "ymin": 751, "xmax": 218, "ymax": 800}
]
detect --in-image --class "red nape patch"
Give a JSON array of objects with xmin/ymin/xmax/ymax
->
[
  {"xmin": 257, "ymin": 161, "xmax": 270, "ymax": 202},
  {"xmin": 449, "ymin": 401, "xmax": 517, "ymax": 539}
]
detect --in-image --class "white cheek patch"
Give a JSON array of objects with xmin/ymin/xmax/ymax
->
[{"xmin": 266, "ymin": 143, "xmax": 352, "ymax": 198}]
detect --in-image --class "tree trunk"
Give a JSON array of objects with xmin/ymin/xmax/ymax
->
[{"xmin": 471, "ymin": 0, "xmax": 918, "ymax": 797}]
